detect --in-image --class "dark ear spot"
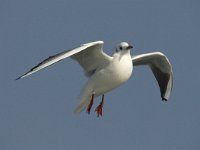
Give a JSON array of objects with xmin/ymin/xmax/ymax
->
[{"xmin": 119, "ymin": 46, "xmax": 122, "ymax": 50}]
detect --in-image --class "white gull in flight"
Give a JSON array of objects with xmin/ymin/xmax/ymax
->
[{"xmin": 16, "ymin": 41, "xmax": 173, "ymax": 117}]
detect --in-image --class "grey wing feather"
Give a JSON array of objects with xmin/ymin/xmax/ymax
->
[
  {"xmin": 132, "ymin": 52, "xmax": 173, "ymax": 100},
  {"xmin": 16, "ymin": 41, "xmax": 111, "ymax": 80},
  {"xmin": 71, "ymin": 42, "xmax": 112, "ymax": 76}
]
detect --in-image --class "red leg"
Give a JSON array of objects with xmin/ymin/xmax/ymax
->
[
  {"xmin": 87, "ymin": 94, "xmax": 94, "ymax": 114},
  {"xmin": 95, "ymin": 94, "xmax": 104, "ymax": 117}
]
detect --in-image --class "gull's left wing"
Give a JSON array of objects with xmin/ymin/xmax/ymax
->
[
  {"xmin": 16, "ymin": 41, "xmax": 112, "ymax": 80},
  {"xmin": 132, "ymin": 52, "xmax": 173, "ymax": 101}
]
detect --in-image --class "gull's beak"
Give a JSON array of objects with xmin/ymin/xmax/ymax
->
[{"xmin": 127, "ymin": 45, "xmax": 133, "ymax": 50}]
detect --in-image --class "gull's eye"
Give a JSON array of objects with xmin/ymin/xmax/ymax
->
[
  {"xmin": 119, "ymin": 46, "xmax": 122, "ymax": 50},
  {"xmin": 116, "ymin": 49, "xmax": 118, "ymax": 52}
]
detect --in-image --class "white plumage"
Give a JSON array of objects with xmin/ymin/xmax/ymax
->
[{"xmin": 16, "ymin": 41, "xmax": 173, "ymax": 116}]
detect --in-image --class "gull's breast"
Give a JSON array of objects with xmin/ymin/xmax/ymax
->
[{"xmin": 91, "ymin": 55, "xmax": 133, "ymax": 95}]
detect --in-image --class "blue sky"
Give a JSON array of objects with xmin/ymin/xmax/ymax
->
[{"xmin": 0, "ymin": 0, "xmax": 200, "ymax": 150}]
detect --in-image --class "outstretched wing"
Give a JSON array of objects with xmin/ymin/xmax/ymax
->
[
  {"xmin": 16, "ymin": 41, "xmax": 112, "ymax": 80},
  {"xmin": 132, "ymin": 52, "xmax": 173, "ymax": 101}
]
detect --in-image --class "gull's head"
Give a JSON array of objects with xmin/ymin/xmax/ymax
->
[{"xmin": 113, "ymin": 42, "xmax": 133, "ymax": 56}]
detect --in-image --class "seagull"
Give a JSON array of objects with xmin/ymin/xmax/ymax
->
[{"xmin": 16, "ymin": 41, "xmax": 173, "ymax": 117}]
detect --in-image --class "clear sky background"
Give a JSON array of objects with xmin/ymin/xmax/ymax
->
[{"xmin": 0, "ymin": 0, "xmax": 199, "ymax": 150}]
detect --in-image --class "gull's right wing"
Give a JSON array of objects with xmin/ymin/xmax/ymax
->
[
  {"xmin": 16, "ymin": 41, "xmax": 112, "ymax": 80},
  {"xmin": 132, "ymin": 52, "xmax": 173, "ymax": 101}
]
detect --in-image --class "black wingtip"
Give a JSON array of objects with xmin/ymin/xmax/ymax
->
[
  {"xmin": 162, "ymin": 97, "xmax": 168, "ymax": 101},
  {"xmin": 15, "ymin": 76, "xmax": 21, "ymax": 80}
]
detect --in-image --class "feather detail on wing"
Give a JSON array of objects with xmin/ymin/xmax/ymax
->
[
  {"xmin": 16, "ymin": 41, "xmax": 112, "ymax": 80},
  {"xmin": 132, "ymin": 52, "xmax": 173, "ymax": 100}
]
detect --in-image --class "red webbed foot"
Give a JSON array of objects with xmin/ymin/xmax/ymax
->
[
  {"xmin": 87, "ymin": 94, "xmax": 94, "ymax": 114},
  {"xmin": 95, "ymin": 94, "xmax": 104, "ymax": 117}
]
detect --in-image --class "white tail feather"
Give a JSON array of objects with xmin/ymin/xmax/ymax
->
[
  {"xmin": 74, "ymin": 99, "xmax": 91, "ymax": 114},
  {"xmin": 74, "ymin": 82, "xmax": 94, "ymax": 114}
]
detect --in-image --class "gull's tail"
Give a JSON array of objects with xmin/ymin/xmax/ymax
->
[{"xmin": 74, "ymin": 82, "xmax": 94, "ymax": 114}]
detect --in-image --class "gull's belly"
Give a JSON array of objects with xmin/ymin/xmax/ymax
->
[{"xmin": 91, "ymin": 57, "xmax": 133, "ymax": 95}]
